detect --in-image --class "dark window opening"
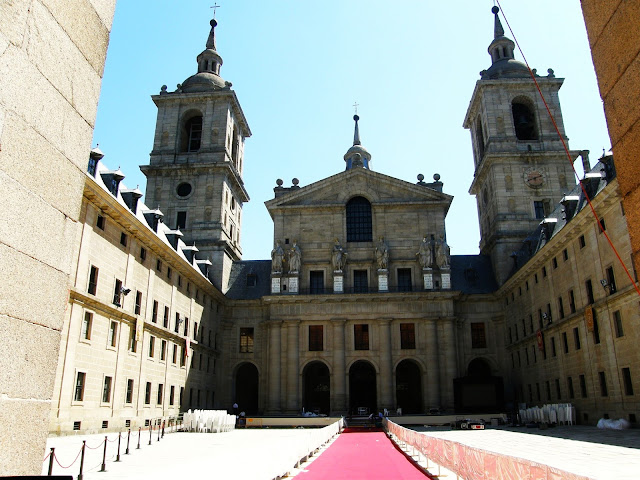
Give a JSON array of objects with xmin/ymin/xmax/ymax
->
[
  {"xmin": 470, "ymin": 322, "xmax": 487, "ymax": 349},
  {"xmin": 573, "ymin": 327, "xmax": 581, "ymax": 350},
  {"xmin": 579, "ymin": 235, "xmax": 586, "ymax": 248},
  {"xmin": 353, "ymin": 270, "xmax": 368, "ymax": 293},
  {"xmin": 512, "ymin": 102, "xmax": 538, "ymax": 140},
  {"xmin": 113, "ymin": 279, "xmax": 122, "ymax": 306},
  {"xmin": 120, "ymin": 232, "xmax": 127, "ymax": 247},
  {"xmin": 614, "ymin": 310, "xmax": 624, "ymax": 338},
  {"xmin": 622, "ymin": 368, "xmax": 634, "ymax": 395},
  {"xmin": 599, "ymin": 372, "xmax": 608, "ymax": 397},
  {"xmin": 586, "ymin": 279, "xmax": 594, "ymax": 305},
  {"xmin": 96, "ymin": 215, "xmax": 105, "ymax": 230},
  {"xmin": 579, "ymin": 374, "xmax": 587, "ymax": 398},
  {"xmin": 309, "ymin": 325, "xmax": 323, "ymax": 351},
  {"xmin": 346, "ymin": 196, "xmax": 372, "ymax": 242},
  {"xmin": 88, "ymin": 266, "xmax": 99, "ymax": 295},
  {"xmin": 310, "ymin": 271, "xmax": 324, "ymax": 294},
  {"xmin": 239, "ymin": 327, "xmax": 254, "ymax": 353},
  {"xmin": 354, "ymin": 324, "xmax": 369, "ymax": 350},
  {"xmin": 184, "ymin": 116, "xmax": 203, "ymax": 152},
  {"xmin": 246, "ymin": 274, "xmax": 257, "ymax": 287},
  {"xmin": 400, "ymin": 323, "xmax": 416, "ymax": 349},
  {"xmin": 534, "ymin": 201, "xmax": 545, "ymax": 219},
  {"xmin": 176, "ymin": 211, "xmax": 187, "ymax": 230},
  {"xmin": 397, "ymin": 268, "xmax": 412, "ymax": 292}
]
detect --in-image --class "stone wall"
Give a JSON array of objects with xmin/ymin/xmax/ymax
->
[
  {"xmin": 0, "ymin": 0, "xmax": 116, "ymax": 474},
  {"xmin": 581, "ymin": 1, "xmax": 640, "ymax": 276}
]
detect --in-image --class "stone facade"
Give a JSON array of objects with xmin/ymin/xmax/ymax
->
[{"xmin": 0, "ymin": 0, "xmax": 116, "ymax": 475}]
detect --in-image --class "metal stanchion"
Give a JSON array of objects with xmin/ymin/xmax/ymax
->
[
  {"xmin": 126, "ymin": 428, "xmax": 131, "ymax": 455},
  {"xmin": 48, "ymin": 448, "xmax": 55, "ymax": 476},
  {"xmin": 149, "ymin": 424, "xmax": 152, "ymax": 445},
  {"xmin": 161, "ymin": 420, "xmax": 165, "ymax": 438},
  {"xmin": 116, "ymin": 433, "xmax": 121, "ymax": 462},
  {"xmin": 100, "ymin": 436, "xmax": 107, "ymax": 472},
  {"xmin": 137, "ymin": 427, "xmax": 141, "ymax": 449},
  {"xmin": 157, "ymin": 421, "xmax": 160, "ymax": 442},
  {"xmin": 78, "ymin": 441, "xmax": 86, "ymax": 480}
]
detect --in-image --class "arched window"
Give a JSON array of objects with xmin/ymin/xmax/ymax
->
[
  {"xmin": 181, "ymin": 115, "xmax": 203, "ymax": 152},
  {"xmin": 475, "ymin": 116, "xmax": 485, "ymax": 162},
  {"xmin": 511, "ymin": 100, "xmax": 538, "ymax": 140},
  {"xmin": 346, "ymin": 196, "xmax": 372, "ymax": 242}
]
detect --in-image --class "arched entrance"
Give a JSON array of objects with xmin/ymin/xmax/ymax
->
[
  {"xmin": 468, "ymin": 358, "xmax": 492, "ymax": 377},
  {"xmin": 349, "ymin": 361, "xmax": 376, "ymax": 415},
  {"xmin": 395, "ymin": 360, "xmax": 422, "ymax": 414},
  {"xmin": 302, "ymin": 361, "xmax": 330, "ymax": 414},
  {"xmin": 454, "ymin": 357, "xmax": 504, "ymax": 413},
  {"xmin": 235, "ymin": 363, "xmax": 259, "ymax": 415}
]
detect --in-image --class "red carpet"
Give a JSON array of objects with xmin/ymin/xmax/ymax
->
[{"xmin": 296, "ymin": 430, "xmax": 431, "ymax": 479}]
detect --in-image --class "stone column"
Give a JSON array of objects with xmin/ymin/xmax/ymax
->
[
  {"xmin": 425, "ymin": 319, "xmax": 440, "ymax": 408},
  {"xmin": 285, "ymin": 320, "xmax": 300, "ymax": 413},
  {"xmin": 332, "ymin": 319, "xmax": 347, "ymax": 414},
  {"xmin": 267, "ymin": 321, "xmax": 282, "ymax": 414},
  {"xmin": 440, "ymin": 318, "xmax": 457, "ymax": 410},
  {"xmin": 379, "ymin": 319, "xmax": 394, "ymax": 411}
]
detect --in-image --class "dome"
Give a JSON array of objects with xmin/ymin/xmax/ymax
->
[
  {"xmin": 484, "ymin": 58, "xmax": 530, "ymax": 80},
  {"xmin": 343, "ymin": 144, "xmax": 371, "ymax": 161},
  {"xmin": 181, "ymin": 72, "xmax": 227, "ymax": 93}
]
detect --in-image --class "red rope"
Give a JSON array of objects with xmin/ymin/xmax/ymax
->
[
  {"xmin": 85, "ymin": 438, "xmax": 106, "ymax": 450},
  {"xmin": 53, "ymin": 446, "xmax": 83, "ymax": 469},
  {"xmin": 495, "ymin": 0, "xmax": 640, "ymax": 298},
  {"xmin": 106, "ymin": 433, "xmax": 121, "ymax": 443},
  {"xmin": 42, "ymin": 451, "xmax": 51, "ymax": 463}
]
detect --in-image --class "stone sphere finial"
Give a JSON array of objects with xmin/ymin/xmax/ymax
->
[
  {"xmin": 492, "ymin": 6, "xmax": 499, "ymax": 14},
  {"xmin": 417, "ymin": 174, "xmax": 424, "ymax": 182},
  {"xmin": 292, "ymin": 178, "xmax": 299, "ymax": 186},
  {"xmin": 276, "ymin": 178, "xmax": 283, "ymax": 186},
  {"xmin": 433, "ymin": 173, "xmax": 441, "ymax": 182}
]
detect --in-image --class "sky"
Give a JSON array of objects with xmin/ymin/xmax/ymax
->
[{"xmin": 92, "ymin": 1, "xmax": 610, "ymax": 261}]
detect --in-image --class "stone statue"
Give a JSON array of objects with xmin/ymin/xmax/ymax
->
[
  {"xmin": 288, "ymin": 240, "xmax": 301, "ymax": 273},
  {"xmin": 416, "ymin": 236, "xmax": 432, "ymax": 269},
  {"xmin": 331, "ymin": 239, "xmax": 347, "ymax": 271},
  {"xmin": 271, "ymin": 240, "xmax": 284, "ymax": 273},
  {"xmin": 435, "ymin": 234, "xmax": 450, "ymax": 269},
  {"xmin": 375, "ymin": 236, "xmax": 389, "ymax": 270}
]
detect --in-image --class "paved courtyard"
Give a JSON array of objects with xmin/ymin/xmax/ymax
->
[{"xmin": 40, "ymin": 425, "xmax": 640, "ymax": 479}]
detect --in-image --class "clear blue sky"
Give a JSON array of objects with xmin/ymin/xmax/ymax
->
[{"xmin": 93, "ymin": 1, "xmax": 609, "ymax": 261}]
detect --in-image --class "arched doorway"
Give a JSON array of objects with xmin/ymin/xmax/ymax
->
[
  {"xmin": 235, "ymin": 363, "xmax": 259, "ymax": 415},
  {"xmin": 454, "ymin": 357, "xmax": 504, "ymax": 413},
  {"xmin": 349, "ymin": 361, "xmax": 376, "ymax": 415},
  {"xmin": 468, "ymin": 358, "xmax": 492, "ymax": 377},
  {"xmin": 395, "ymin": 360, "xmax": 422, "ymax": 414},
  {"xmin": 302, "ymin": 361, "xmax": 330, "ymax": 415}
]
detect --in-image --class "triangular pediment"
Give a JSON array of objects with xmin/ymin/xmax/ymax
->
[{"xmin": 265, "ymin": 168, "xmax": 453, "ymax": 216}]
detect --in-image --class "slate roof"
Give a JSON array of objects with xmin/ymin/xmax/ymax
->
[
  {"xmin": 226, "ymin": 260, "xmax": 272, "ymax": 300},
  {"xmin": 451, "ymin": 255, "xmax": 499, "ymax": 294}
]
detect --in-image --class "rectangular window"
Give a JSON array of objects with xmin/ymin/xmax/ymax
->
[
  {"xmin": 613, "ymin": 310, "xmax": 624, "ymax": 337},
  {"xmin": 558, "ymin": 297, "xmax": 564, "ymax": 319},
  {"xmin": 579, "ymin": 235, "xmax": 586, "ymax": 248},
  {"xmin": 102, "ymin": 376, "xmax": 112, "ymax": 403},
  {"xmin": 552, "ymin": 257, "xmax": 558, "ymax": 269},
  {"xmin": 88, "ymin": 266, "xmax": 99, "ymax": 295},
  {"xmin": 573, "ymin": 327, "xmax": 581, "ymax": 350},
  {"xmin": 568, "ymin": 377, "xmax": 575, "ymax": 399},
  {"xmin": 157, "ymin": 384, "xmax": 164, "ymax": 405},
  {"xmin": 167, "ymin": 266, "xmax": 172, "ymax": 280},
  {"xmin": 534, "ymin": 201, "xmax": 545, "ymax": 219},
  {"xmin": 152, "ymin": 300, "xmax": 158, "ymax": 323},
  {"xmin": 172, "ymin": 344, "xmax": 177, "ymax": 364},
  {"xmin": 149, "ymin": 335, "xmax": 155, "ymax": 358},
  {"xmin": 74, "ymin": 372, "xmax": 86, "ymax": 402},
  {"xmin": 536, "ymin": 383, "xmax": 541, "ymax": 401},
  {"xmin": 593, "ymin": 310, "xmax": 601, "ymax": 344},
  {"xmin": 246, "ymin": 274, "xmax": 257, "ymax": 287},
  {"xmin": 129, "ymin": 328, "xmax": 136, "ymax": 352},
  {"xmin": 569, "ymin": 289, "xmax": 576, "ymax": 314},
  {"xmin": 108, "ymin": 321, "xmax": 117, "ymax": 347},
  {"xmin": 193, "ymin": 322, "xmax": 198, "ymax": 340},
  {"xmin": 180, "ymin": 387, "xmax": 184, "ymax": 406},
  {"xmin": 239, "ymin": 327, "xmax": 254, "ymax": 353},
  {"xmin": 175, "ymin": 313, "xmax": 180, "ymax": 333},
  {"xmin": 606, "ymin": 266, "xmax": 616, "ymax": 293},
  {"xmin": 622, "ymin": 368, "xmax": 634, "ymax": 395},
  {"xmin": 120, "ymin": 232, "xmax": 128, "ymax": 247},
  {"xmin": 555, "ymin": 378, "xmax": 561, "ymax": 399},
  {"xmin": 113, "ymin": 279, "xmax": 122, "ymax": 306},
  {"xmin": 353, "ymin": 270, "xmax": 368, "ymax": 293},
  {"xmin": 397, "ymin": 268, "xmax": 412, "ymax": 292},
  {"xmin": 400, "ymin": 323, "xmax": 416, "ymax": 349},
  {"xmin": 170, "ymin": 385, "xmax": 175, "ymax": 406},
  {"xmin": 96, "ymin": 215, "xmax": 105, "ymax": 230},
  {"xmin": 470, "ymin": 322, "xmax": 487, "ymax": 349},
  {"xmin": 599, "ymin": 371, "xmax": 608, "ymax": 397},
  {"xmin": 354, "ymin": 324, "xmax": 369, "ymax": 350},
  {"xmin": 309, "ymin": 270, "xmax": 324, "ymax": 294},
  {"xmin": 81, "ymin": 312, "xmax": 92, "ymax": 340},
  {"xmin": 145, "ymin": 382, "xmax": 151, "ymax": 405},
  {"xmin": 156, "ymin": 259, "xmax": 162, "ymax": 271},
  {"xmin": 183, "ymin": 317, "xmax": 189, "ymax": 337},
  {"xmin": 585, "ymin": 279, "xmax": 594, "ymax": 305},
  {"xmin": 546, "ymin": 380, "xmax": 551, "ymax": 401},
  {"xmin": 579, "ymin": 374, "xmax": 587, "ymax": 398},
  {"xmin": 551, "ymin": 336, "xmax": 556, "ymax": 357},
  {"xmin": 126, "ymin": 379, "xmax": 134, "ymax": 404},
  {"xmin": 309, "ymin": 325, "xmax": 323, "ymax": 351},
  {"xmin": 140, "ymin": 247, "xmax": 147, "ymax": 262},
  {"xmin": 176, "ymin": 211, "xmax": 187, "ymax": 230},
  {"xmin": 563, "ymin": 249, "xmax": 568, "ymax": 261},
  {"xmin": 562, "ymin": 332, "xmax": 569, "ymax": 353},
  {"xmin": 525, "ymin": 348, "xmax": 529, "ymax": 365},
  {"xmin": 178, "ymin": 275, "xmax": 182, "ymax": 288},
  {"xmin": 161, "ymin": 339, "xmax": 167, "ymax": 361},
  {"xmin": 163, "ymin": 307, "xmax": 169, "ymax": 328},
  {"xmin": 542, "ymin": 266, "xmax": 547, "ymax": 278},
  {"xmin": 135, "ymin": 291, "xmax": 142, "ymax": 315}
]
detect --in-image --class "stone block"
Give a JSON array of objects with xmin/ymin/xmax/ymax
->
[
  {"xmin": 613, "ymin": 120, "xmax": 640, "ymax": 196},
  {"xmin": 0, "ymin": 315, "xmax": 61, "ymax": 399},
  {"xmin": 601, "ymin": 51, "xmax": 640, "ymax": 145},
  {"xmin": 88, "ymin": 0, "xmax": 117, "ymax": 31},
  {"xmin": 580, "ymin": 0, "xmax": 621, "ymax": 49},
  {"xmin": 0, "ymin": 397, "xmax": 51, "ymax": 476},
  {"xmin": 0, "ymin": 243, "xmax": 70, "ymax": 330},
  {"xmin": 0, "ymin": 169, "xmax": 80, "ymax": 274},
  {"xmin": 26, "ymin": 1, "xmax": 103, "ymax": 124},
  {"xmin": 0, "ymin": 112, "xmax": 85, "ymax": 220},
  {"xmin": 589, "ymin": 0, "xmax": 640, "ymax": 98},
  {"xmin": 39, "ymin": 0, "xmax": 110, "ymax": 76},
  {"xmin": 0, "ymin": 0, "xmax": 30, "ymax": 47}
]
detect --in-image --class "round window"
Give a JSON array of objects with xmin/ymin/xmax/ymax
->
[{"xmin": 176, "ymin": 182, "xmax": 192, "ymax": 197}]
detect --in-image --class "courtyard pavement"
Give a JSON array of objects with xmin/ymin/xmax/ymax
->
[{"xmin": 40, "ymin": 425, "xmax": 640, "ymax": 479}]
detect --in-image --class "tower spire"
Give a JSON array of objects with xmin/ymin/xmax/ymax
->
[
  {"xmin": 481, "ymin": 6, "xmax": 529, "ymax": 80},
  {"xmin": 344, "ymin": 114, "xmax": 371, "ymax": 170},
  {"xmin": 353, "ymin": 114, "xmax": 361, "ymax": 146},
  {"xmin": 206, "ymin": 18, "xmax": 218, "ymax": 50},
  {"xmin": 493, "ymin": 6, "xmax": 505, "ymax": 38}
]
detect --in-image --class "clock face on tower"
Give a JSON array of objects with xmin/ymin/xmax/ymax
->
[{"xmin": 524, "ymin": 169, "xmax": 544, "ymax": 188}]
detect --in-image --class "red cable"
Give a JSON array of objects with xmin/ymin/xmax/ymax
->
[
  {"xmin": 85, "ymin": 438, "xmax": 106, "ymax": 450},
  {"xmin": 53, "ymin": 446, "xmax": 83, "ymax": 469},
  {"xmin": 496, "ymin": 0, "xmax": 640, "ymax": 297}
]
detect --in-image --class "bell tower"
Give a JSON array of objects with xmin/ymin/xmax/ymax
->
[
  {"xmin": 141, "ymin": 17, "xmax": 251, "ymax": 292},
  {"xmin": 463, "ymin": 6, "xmax": 578, "ymax": 285}
]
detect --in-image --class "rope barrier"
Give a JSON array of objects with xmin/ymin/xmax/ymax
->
[
  {"xmin": 42, "ymin": 450, "xmax": 52, "ymax": 463},
  {"xmin": 495, "ymin": 0, "xmax": 640, "ymax": 298},
  {"xmin": 85, "ymin": 438, "xmax": 106, "ymax": 450},
  {"xmin": 53, "ymin": 445, "xmax": 83, "ymax": 469},
  {"xmin": 106, "ymin": 433, "xmax": 121, "ymax": 443}
]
